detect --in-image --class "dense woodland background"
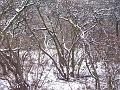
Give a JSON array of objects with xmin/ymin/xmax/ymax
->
[{"xmin": 0, "ymin": 0, "xmax": 120, "ymax": 90}]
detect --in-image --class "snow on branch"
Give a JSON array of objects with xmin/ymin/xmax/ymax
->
[
  {"xmin": 60, "ymin": 17, "xmax": 83, "ymax": 31},
  {"xmin": 3, "ymin": 3, "xmax": 33, "ymax": 32},
  {"xmin": 0, "ymin": 48, "xmax": 21, "ymax": 52}
]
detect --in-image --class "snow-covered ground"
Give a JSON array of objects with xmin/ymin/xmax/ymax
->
[{"xmin": 0, "ymin": 50, "xmax": 120, "ymax": 90}]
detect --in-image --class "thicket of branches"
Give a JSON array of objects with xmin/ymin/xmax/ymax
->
[{"xmin": 0, "ymin": 0, "xmax": 120, "ymax": 90}]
